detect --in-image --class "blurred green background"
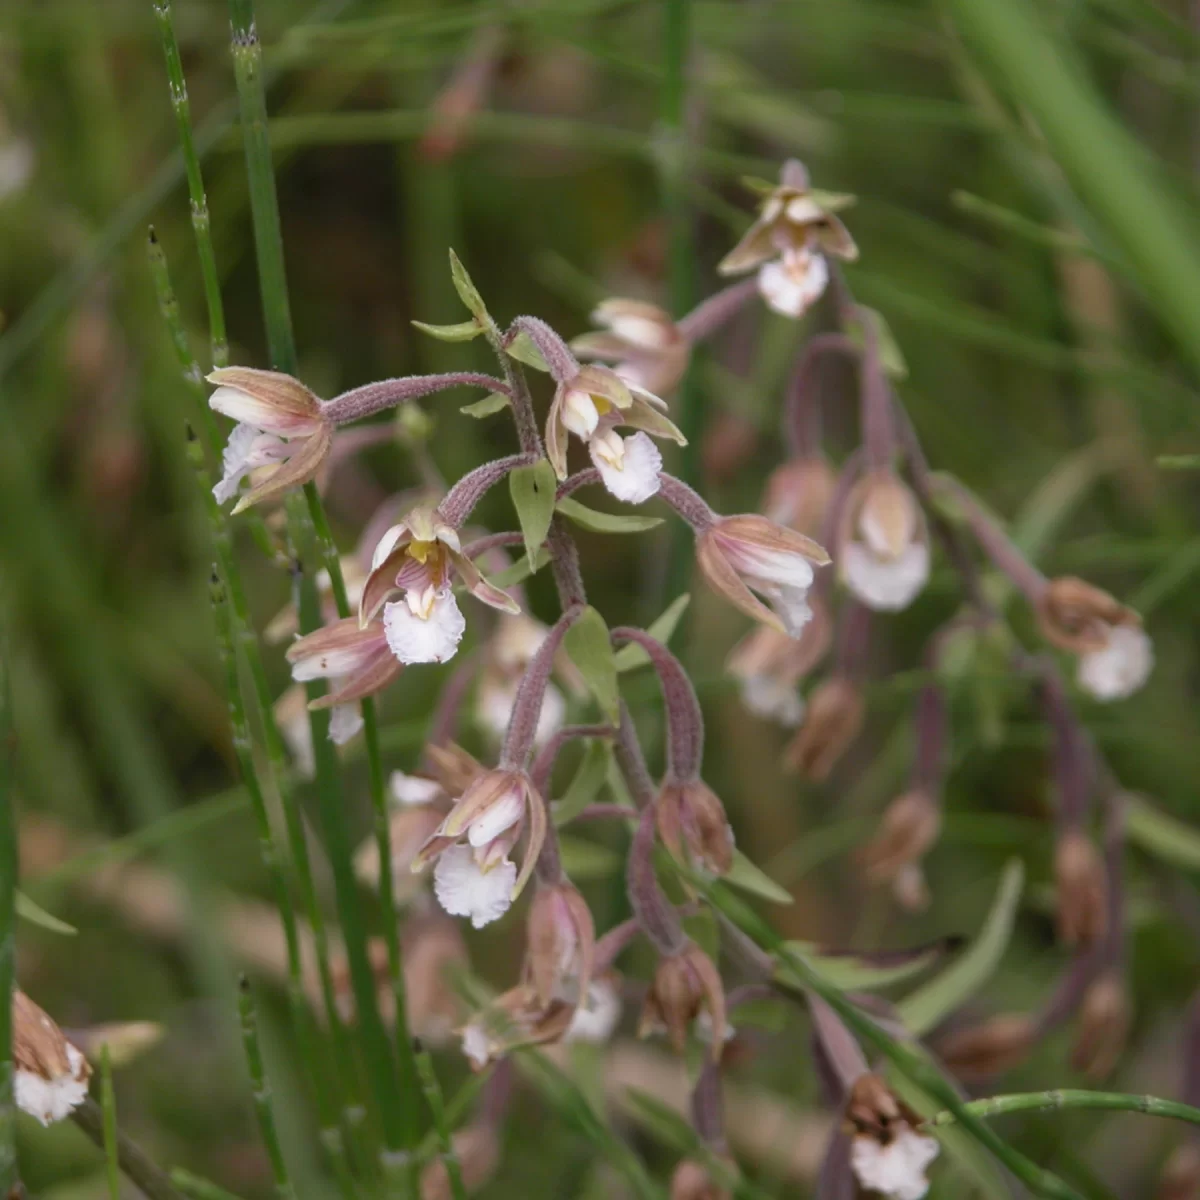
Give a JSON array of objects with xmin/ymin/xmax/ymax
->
[{"xmin": 2, "ymin": 0, "xmax": 1200, "ymax": 1196}]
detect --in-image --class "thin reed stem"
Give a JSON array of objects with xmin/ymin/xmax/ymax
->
[
  {"xmin": 100, "ymin": 1048, "xmax": 121, "ymax": 1200},
  {"xmin": 152, "ymin": 0, "xmax": 229, "ymax": 367},
  {"xmin": 0, "ymin": 637, "xmax": 15, "ymax": 1194},
  {"xmin": 170, "ymin": 1170, "xmax": 250, "ymax": 1200},
  {"xmin": 414, "ymin": 1042, "xmax": 467, "ymax": 1200},
  {"xmin": 238, "ymin": 978, "xmax": 298, "ymax": 1200},
  {"xmin": 926, "ymin": 1089, "xmax": 1200, "ymax": 1129},
  {"xmin": 71, "ymin": 1098, "xmax": 187, "ymax": 1200}
]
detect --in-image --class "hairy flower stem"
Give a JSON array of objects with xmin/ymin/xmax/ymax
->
[
  {"xmin": 323, "ymin": 373, "xmax": 508, "ymax": 425},
  {"xmin": 675, "ymin": 278, "xmax": 757, "ymax": 343},
  {"xmin": 858, "ymin": 310, "xmax": 895, "ymax": 470},
  {"xmin": 439, "ymin": 453, "xmax": 538, "ymax": 528},
  {"xmin": 690, "ymin": 1059, "xmax": 726, "ymax": 1149},
  {"xmin": 227, "ymin": 0, "xmax": 417, "ymax": 1169},
  {"xmin": 784, "ymin": 332, "xmax": 859, "ymax": 457},
  {"xmin": 71, "ymin": 1099, "xmax": 187, "ymax": 1200},
  {"xmin": 614, "ymin": 702, "xmax": 658, "ymax": 810},
  {"xmin": 628, "ymin": 805, "xmax": 687, "ymax": 955},
  {"xmin": 656, "ymin": 472, "xmax": 718, "ymax": 532},
  {"xmin": 1042, "ymin": 669, "xmax": 1093, "ymax": 829}
]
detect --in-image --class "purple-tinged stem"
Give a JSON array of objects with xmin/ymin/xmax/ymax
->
[
  {"xmin": 572, "ymin": 803, "xmax": 641, "ymax": 824},
  {"xmin": 627, "ymin": 803, "xmax": 686, "ymax": 955},
  {"xmin": 422, "ymin": 652, "xmax": 479, "ymax": 759},
  {"xmin": 611, "ymin": 626, "xmax": 704, "ymax": 780},
  {"xmin": 438, "ymin": 452, "xmax": 538, "ymax": 528},
  {"xmin": 1099, "ymin": 793, "xmax": 1127, "ymax": 971},
  {"xmin": 816, "ymin": 449, "xmax": 865, "ymax": 601},
  {"xmin": 546, "ymin": 517, "xmax": 588, "ymax": 610},
  {"xmin": 690, "ymin": 1059, "xmax": 726, "ymax": 1150},
  {"xmin": 594, "ymin": 917, "xmax": 642, "ymax": 971},
  {"xmin": 858, "ymin": 309, "xmax": 894, "ymax": 471},
  {"xmin": 808, "ymin": 992, "xmax": 870, "ymax": 1091},
  {"xmin": 461, "ymin": 530, "xmax": 526, "ymax": 559},
  {"xmin": 614, "ymin": 701, "xmax": 658, "ymax": 810},
  {"xmin": 323, "ymin": 372, "xmax": 508, "ymax": 425},
  {"xmin": 529, "ymin": 724, "xmax": 615, "ymax": 795},
  {"xmin": 1041, "ymin": 669, "xmax": 1093, "ymax": 830},
  {"xmin": 657, "ymin": 472, "xmax": 718, "ymax": 532},
  {"xmin": 499, "ymin": 606, "xmax": 583, "ymax": 769},
  {"xmin": 676, "ymin": 278, "xmax": 757, "ymax": 343},
  {"xmin": 556, "ymin": 468, "xmax": 601, "ymax": 502},
  {"xmin": 533, "ymin": 802, "xmax": 564, "ymax": 884},
  {"xmin": 912, "ymin": 681, "xmax": 946, "ymax": 794},
  {"xmin": 785, "ymin": 332, "xmax": 859, "ymax": 457},
  {"xmin": 506, "ymin": 316, "xmax": 579, "ymax": 382},
  {"xmin": 834, "ymin": 600, "xmax": 872, "ymax": 681}
]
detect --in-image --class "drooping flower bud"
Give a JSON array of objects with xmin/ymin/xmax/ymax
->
[
  {"xmin": 670, "ymin": 1159, "xmax": 733, "ymax": 1200},
  {"xmin": 572, "ymin": 298, "xmax": 690, "ymax": 396},
  {"xmin": 420, "ymin": 1122, "xmax": 500, "ymax": 1200},
  {"xmin": 656, "ymin": 778, "xmax": 735, "ymax": 877},
  {"xmin": 13, "ymin": 989, "xmax": 92, "ymax": 1126},
  {"xmin": 207, "ymin": 367, "xmax": 333, "ymax": 512},
  {"xmin": 861, "ymin": 789, "xmax": 941, "ymax": 906},
  {"xmin": 936, "ymin": 1013, "xmax": 1036, "ymax": 1080},
  {"xmin": 783, "ymin": 676, "xmax": 864, "ymax": 780},
  {"xmin": 476, "ymin": 615, "xmax": 570, "ymax": 750},
  {"xmin": 762, "ymin": 455, "xmax": 838, "ymax": 537},
  {"xmin": 286, "ymin": 615, "xmax": 403, "ymax": 709},
  {"xmin": 696, "ymin": 514, "xmax": 830, "ymax": 637},
  {"xmin": 844, "ymin": 1073, "xmax": 939, "ymax": 1200},
  {"xmin": 1037, "ymin": 577, "xmax": 1153, "ymax": 700},
  {"xmin": 1071, "ymin": 970, "xmax": 1131, "ymax": 1080},
  {"xmin": 839, "ymin": 469, "xmax": 930, "ymax": 613},
  {"xmin": 525, "ymin": 880, "xmax": 596, "ymax": 1008},
  {"xmin": 639, "ymin": 943, "xmax": 727, "ymax": 1059},
  {"xmin": 459, "ymin": 984, "xmax": 575, "ymax": 1070},
  {"xmin": 1055, "ymin": 829, "xmax": 1108, "ymax": 948}
]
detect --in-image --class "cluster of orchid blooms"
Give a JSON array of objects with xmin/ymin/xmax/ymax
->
[{"xmin": 15, "ymin": 161, "xmax": 1161, "ymax": 1197}]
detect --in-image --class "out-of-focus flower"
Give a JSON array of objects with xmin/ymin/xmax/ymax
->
[
  {"xmin": 420, "ymin": 1122, "xmax": 500, "ymax": 1200},
  {"xmin": 861, "ymin": 789, "xmax": 941, "ymax": 911},
  {"xmin": 1055, "ymin": 829, "xmax": 1108, "ymax": 947},
  {"xmin": 784, "ymin": 677, "xmax": 864, "ymax": 780},
  {"xmin": 66, "ymin": 1022, "xmax": 164, "ymax": 1069},
  {"xmin": 265, "ymin": 557, "xmax": 369, "ymax": 645},
  {"xmin": 286, "ymin": 614, "xmax": 403, "ymax": 711},
  {"xmin": 13, "ymin": 990, "xmax": 91, "ymax": 1126},
  {"xmin": 762, "ymin": 455, "xmax": 838, "ymax": 536},
  {"xmin": 564, "ymin": 974, "xmax": 622, "ymax": 1045},
  {"xmin": 571, "ymin": 298, "xmax": 690, "ymax": 396},
  {"xmin": 726, "ymin": 599, "xmax": 832, "ymax": 727},
  {"xmin": 697, "ymin": 514, "xmax": 830, "ymax": 636},
  {"xmin": 416, "ymin": 769, "xmax": 546, "ymax": 928},
  {"xmin": 1071, "ymin": 971, "xmax": 1131, "ymax": 1080},
  {"xmin": 545, "ymin": 363, "xmax": 683, "ymax": 501},
  {"xmin": 459, "ymin": 985, "xmax": 574, "ymax": 1070},
  {"xmin": 718, "ymin": 160, "xmax": 857, "ymax": 319},
  {"xmin": 361, "ymin": 508, "xmax": 518, "ymax": 666},
  {"xmin": 353, "ymin": 779, "xmax": 447, "ymax": 905},
  {"xmin": 525, "ymin": 881, "xmax": 595, "ymax": 1007},
  {"xmin": 656, "ymin": 779, "xmax": 735, "ymax": 876},
  {"xmin": 839, "ymin": 470, "xmax": 929, "ymax": 612},
  {"xmin": 403, "ymin": 917, "xmax": 469, "ymax": 1044},
  {"xmin": 670, "ymin": 1159, "xmax": 733, "ymax": 1200},
  {"xmin": 476, "ymin": 614, "xmax": 570, "ymax": 749},
  {"xmin": 936, "ymin": 1013, "xmax": 1035, "ymax": 1080},
  {"xmin": 639, "ymin": 943, "xmax": 726, "ymax": 1058},
  {"xmin": 208, "ymin": 367, "xmax": 333, "ymax": 512},
  {"xmin": 1037, "ymin": 577, "xmax": 1153, "ymax": 701},
  {"xmin": 1157, "ymin": 1143, "xmax": 1200, "ymax": 1200},
  {"xmin": 0, "ymin": 134, "xmax": 33, "ymax": 201},
  {"xmin": 844, "ymin": 1074, "xmax": 939, "ymax": 1200}
]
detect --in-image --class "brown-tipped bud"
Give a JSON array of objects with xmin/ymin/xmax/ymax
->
[
  {"xmin": 763, "ymin": 456, "xmax": 838, "ymax": 539},
  {"xmin": 936, "ymin": 1013, "xmax": 1036, "ymax": 1080},
  {"xmin": 843, "ymin": 1074, "xmax": 940, "ymax": 1198},
  {"xmin": 1055, "ymin": 830, "xmax": 1108, "ymax": 948},
  {"xmin": 1158, "ymin": 1143, "xmax": 1200, "ymax": 1200},
  {"xmin": 421, "ymin": 1122, "xmax": 500, "ymax": 1200},
  {"xmin": 460, "ymin": 985, "xmax": 575, "ymax": 1070},
  {"xmin": 425, "ymin": 742, "xmax": 487, "ymax": 798},
  {"xmin": 13, "ymin": 990, "xmax": 92, "ymax": 1126},
  {"xmin": 639, "ymin": 944, "xmax": 727, "ymax": 1060},
  {"xmin": 525, "ymin": 881, "xmax": 596, "ymax": 1008},
  {"xmin": 670, "ymin": 1159, "xmax": 734, "ymax": 1200},
  {"xmin": 839, "ymin": 470, "xmax": 930, "ymax": 613},
  {"xmin": 1037, "ymin": 576, "xmax": 1138, "ymax": 654},
  {"xmin": 656, "ymin": 779, "xmax": 735, "ymax": 877},
  {"xmin": 784, "ymin": 677, "xmax": 865, "ymax": 781},
  {"xmin": 860, "ymin": 789, "xmax": 941, "ymax": 886},
  {"xmin": 1071, "ymin": 972, "xmax": 1131, "ymax": 1080}
]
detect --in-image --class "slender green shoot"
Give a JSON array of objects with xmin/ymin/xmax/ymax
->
[
  {"xmin": 152, "ymin": 0, "xmax": 229, "ymax": 367},
  {"xmin": 0, "ymin": 635, "xmax": 16, "ymax": 1195},
  {"xmin": 928, "ymin": 1089, "xmax": 1200, "ymax": 1130},
  {"xmin": 71, "ymin": 1099, "xmax": 187, "ymax": 1200},
  {"xmin": 238, "ymin": 977, "xmax": 297, "ymax": 1200},
  {"xmin": 100, "ymin": 1047, "xmax": 121, "ymax": 1200},
  {"xmin": 170, "ymin": 1169, "xmax": 251, "ymax": 1200},
  {"xmin": 414, "ymin": 1042, "xmax": 466, "ymax": 1200}
]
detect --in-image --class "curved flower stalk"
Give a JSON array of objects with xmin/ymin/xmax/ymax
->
[
  {"xmin": 718, "ymin": 159, "xmax": 858, "ymax": 318},
  {"xmin": 571, "ymin": 298, "xmax": 690, "ymax": 395},
  {"xmin": 510, "ymin": 316, "xmax": 684, "ymax": 501},
  {"xmin": 360, "ymin": 506, "xmax": 519, "ymax": 666}
]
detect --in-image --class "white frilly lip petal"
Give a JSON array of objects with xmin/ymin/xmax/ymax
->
[
  {"xmin": 565, "ymin": 980, "xmax": 622, "ymax": 1045},
  {"xmin": 590, "ymin": 431, "xmax": 662, "ymax": 505},
  {"xmin": 460, "ymin": 1021, "xmax": 492, "ymax": 1068},
  {"xmin": 213, "ymin": 423, "xmax": 288, "ymax": 503},
  {"xmin": 842, "ymin": 542, "xmax": 931, "ymax": 612},
  {"xmin": 741, "ymin": 674, "xmax": 806, "ymax": 727},
  {"xmin": 757, "ymin": 250, "xmax": 829, "ymax": 318},
  {"xmin": 1078, "ymin": 624, "xmax": 1153, "ymax": 701},
  {"xmin": 383, "ymin": 590, "xmax": 466, "ymax": 664},
  {"xmin": 433, "ymin": 845, "xmax": 517, "ymax": 929},
  {"xmin": 850, "ymin": 1128, "xmax": 940, "ymax": 1200},
  {"xmin": 328, "ymin": 702, "xmax": 364, "ymax": 746},
  {"xmin": 390, "ymin": 772, "xmax": 443, "ymax": 807},
  {"xmin": 15, "ymin": 1046, "xmax": 90, "ymax": 1127}
]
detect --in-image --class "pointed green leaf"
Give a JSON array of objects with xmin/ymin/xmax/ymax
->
[
  {"xmin": 897, "ymin": 859, "xmax": 1024, "ymax": 1036},
  {"xmin": 564, "ymin": 606, "xmax": 620, "ymax": 723},
  {"xmin": 460, "ymin": 392, "xmax": 510, "ymax": 419},
  {"xmin": 739, "ymin": 174, "xmax": 777, "ymax": 196},
  {"xmin": 489, "ymin": 547, "xmax": 551, "ymax": 588},
  {"xmin": 17, "ymin": 890, "xmax": 77, "ymax": 935},
  {"xmin": 615, "ymin": 594, "xmax": 691, "ymax": 672},
  {"xmin": 847, "ymin": 306, "xmax": 908, "ymax": 379},
  {"xmin": 779, "ymin": 938, "xmax": 954, "ymax": 992},
  {"xmin": 504, "ymin": 330, "xmax": 550, "ymax": 372},
  {"xmin": 448, "ymin": 249, "xmax": 490, "ymax": 324},
  {"xmin": 809, "ymin": 188, "xmax": 857, "ymax": 214},
  {"xmin": 724, "ymin": 849, "xmax": 793, "ymax": 906},
  {"xmin": 556, "ymin": 497, "xmax": 664, "ymax": 535},
  {"xmin": 557, "ymin": 834, "xmax": 622, "ymax": 880},
  {"xmin": 508, "ymin": 459, "xmax": 557, "ymax": 563},
  {"xmin": 553, "ymin": 740, "xmax": 614, "ymax": 826},
  {"xmin": 1126, "ymin": 794, "xmax": 1200, "ymax": 872},
  {"xmin": 411, "ymin": 318, "xmax": 484, "ymax": 343}
]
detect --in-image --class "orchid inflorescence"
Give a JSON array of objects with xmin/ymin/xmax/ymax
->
[{"xmin": 189, "ymin": 160, "xmax": 1160, "ymax": 1199}]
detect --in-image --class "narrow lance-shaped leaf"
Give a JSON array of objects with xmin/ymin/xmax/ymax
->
[
  {"xmin": 896, "ymin": 858, "xmax": 1024, "ymax": 1036},
  {"xmin": 509, "ymin": 460, "xmax": 557, "ymax": 563},
  {"xmin": 615, "ymin": 594, "xmax": 691, "ymax": 673},
  {"xmin": 448, "ymin": 249, "xmax": 490, "ymax": 325},
  {"xmin": 16, "ymin": 891, "xmax": 77, "ymax": 936},
  {"xmin": 412, "ymin": 318, "xmax": 484, "ymax": 343},
  {"xmin": 553, "ymin": 741, "xmax": 614, "ymax": 826},
  {"xmin": 565, "ymin": 608, "xmax": 621, "ymax": 724},
  {"xmin": 460, "ymin": 392, "xmax": 511, "ymax": 419},
  {"xmin": 779, "ymin": 937, "xmax": 959, "ymax": 991},
  {"xmin": 1125, "ymin": 794, "xmax": 1200, "ymax": 872},
  {"xmin": 504, "ymin": 330, "xmax": 550, "ymax": 372},
  {"xmin": 556, "ymin": 497, "xmax": 664, "ymax": 535},
  {"xmin": 722, "ymin": 850, "xmax": 794, "ymax": 906}
]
